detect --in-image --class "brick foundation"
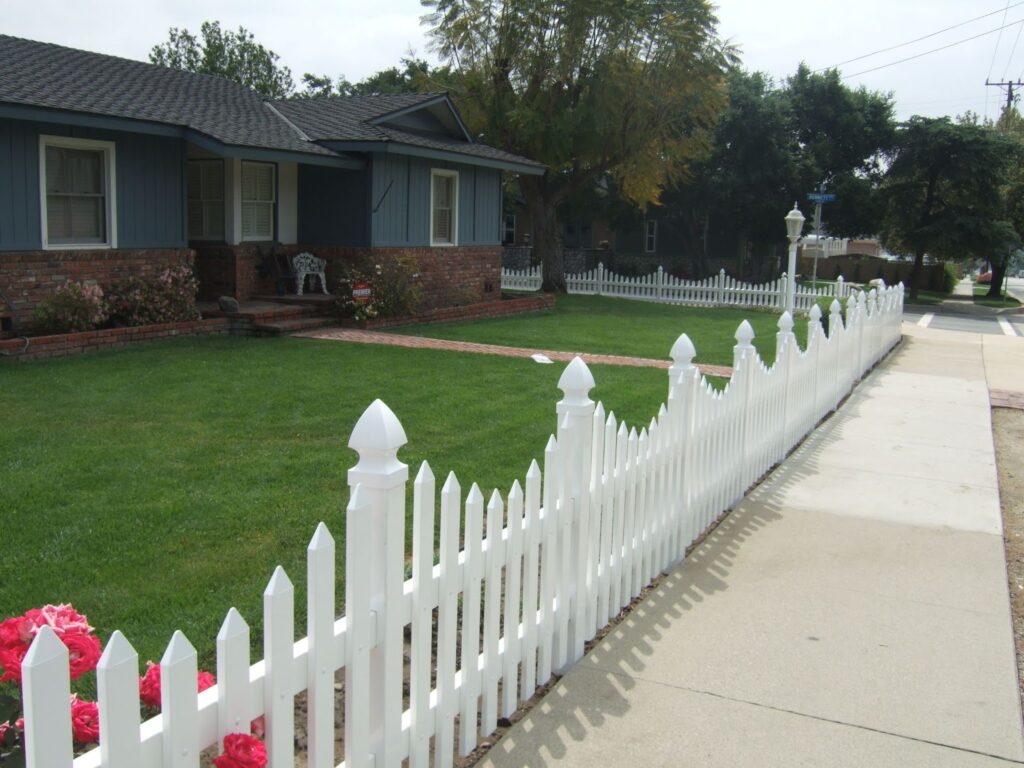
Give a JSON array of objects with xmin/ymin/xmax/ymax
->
[
  {"xmin": 0, "ymin": 248, "xmax": 195, "ymax": 333},
  {"xmin": 194, "ymin": 244, "xmax": 504, "ymax": 309},
  {"xmin": 344, "ymin": 293, "xmax": 555, "ymax": 329},
  {"xmin": 0, "ymin": 318, "xmax": 230, "ymax": 362}
]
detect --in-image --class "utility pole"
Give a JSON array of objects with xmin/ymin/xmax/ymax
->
[{"xmin": 986, "ymin": 79, "xmax": 1023, "ymax": 111}]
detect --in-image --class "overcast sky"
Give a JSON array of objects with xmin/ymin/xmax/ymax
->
[{"xmin": 2, "ymin": 0, "xmax": 1019, "ymax": 121}]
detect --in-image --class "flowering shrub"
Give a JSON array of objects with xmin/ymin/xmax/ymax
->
[
  {"xmin": 32, "ymin": 281, "xmax": 108, "ymax": 334},
  {"xmin": 213, "ymin": 732, "xmax": 268, "ymax": 768},
  {"xmin": 335, "ymin": 254, "xmax": 422, "ymax": 321},
  {"xmin": 138, "ymin": 660, "xmax": 216, "ymax": 709},
  {"xmin": 105, "ymin": 266, "xmax": 200, "ymax": 327},
  {"xmin": 0, "ymin": 604, "xmax": 104, "ymax": 760}
]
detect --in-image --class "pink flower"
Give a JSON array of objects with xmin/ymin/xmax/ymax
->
[
  {"xmin": 0, "ymin": 719, "xmax": 16, "ymax": 744},
  {"xmin": 33, "ymin": 604, "xmax": 93, "ymax": 637},
  {"xmin": 69, "ymin": 694, "xmax": 100, "ymax": 744},
  {"xmin": 250, "ymin": 715, "xmax": 265, "ymax": 739},
  {"xmin": 139, "ymin": 662, "xmax": 216, "ymax": 709},
  {"xmin": 63, "ymin": 632, "xmax": 102, "ymax": 680},
  {"xmin": 212, "ymin": 733, "xmax": 267, "ymax": 768}
]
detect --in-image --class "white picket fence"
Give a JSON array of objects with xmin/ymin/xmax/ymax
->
[
  {"xmin": 501, "ymin": 263, "xmax": 851, "ymax": 311},
  {"xmin": 19, "ymin": 286, "xmax": 904, "ymax": 768}
]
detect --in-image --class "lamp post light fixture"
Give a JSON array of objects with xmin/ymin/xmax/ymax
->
[{"xmin": 784, "ymin": 202, "xmax": 805, "ymax": 315}]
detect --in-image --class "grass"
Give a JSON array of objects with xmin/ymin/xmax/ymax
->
[
  {"xmin": 903, "ymin": 289, "xmax": 948, "ymax": 306},
  {"xmin": 973, "ymin": 285, "xmax": 1021, "ymax": 308},
  {"xmin": 388, "ymin": 294, "xmax": 812, "ymax": 368},
  {"xmin": 0, "ymin": 336, "xmax": 669, "ymax": 675}
]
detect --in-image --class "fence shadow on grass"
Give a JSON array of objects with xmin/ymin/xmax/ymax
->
[{"xmin": 480, "ymin": 343, "xmax": 885, "ymax": 767}]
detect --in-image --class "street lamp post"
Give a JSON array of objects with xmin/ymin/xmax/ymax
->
[{"xmin": 784, "ymin": 202, "xmax": 805, "ymax": 315}]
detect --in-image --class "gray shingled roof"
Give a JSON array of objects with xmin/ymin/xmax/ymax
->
[
  {"xmin": 0, "ymin": 35, "xmax": 543, "ymax": 171},
  {"xmin": 0, "ymin": 34, "xmax": 335, "ymax": 157},
  {"xmin": 274, "ymin": 95, "xmax": 545, "ymax": 170}
]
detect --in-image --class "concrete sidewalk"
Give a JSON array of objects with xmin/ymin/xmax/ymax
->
[{"xmin": 482, "ymin": 324, "xmax": 1024, "ymax": 767}]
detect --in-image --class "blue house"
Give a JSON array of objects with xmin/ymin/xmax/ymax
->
[{"xmin": 0, "ymin": 35, "xmax": 543, "ymax": 328}]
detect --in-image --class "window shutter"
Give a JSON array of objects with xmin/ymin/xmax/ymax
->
[
  {"xmin": 187, "ymin": 163, "xmax": 202, "ymax": 200},
  {"xmin": 202, "ymin": 161, "xmax": 224, "ymax": 201}
]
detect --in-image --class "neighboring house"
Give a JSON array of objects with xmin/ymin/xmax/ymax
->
[{"xmin": 0, "ymin": 35, "xmax": 543, "ymax": 329}]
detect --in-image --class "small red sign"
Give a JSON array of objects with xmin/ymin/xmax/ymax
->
[{"xmin": 352, "ymin": 283, "xmax": 372, "ymax": 304}]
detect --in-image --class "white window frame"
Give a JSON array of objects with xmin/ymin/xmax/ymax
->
[
  {"xmin": 430, "ymin": 168, "xmax": 459, "ymax": 247},
  {"xmin": 187, "ymin": 159, "xmax": 226, "ymax": 241},
  {"xmin": 240, "ymin": 161, "xmax": 276, "ymax": 242},
  {"xmin": 644, "ymin": 219, "xmax": 657, "ymax": 253},
  {"xmin": 39, "ymin": 135, "xmax": 118, "ymax": 250}
]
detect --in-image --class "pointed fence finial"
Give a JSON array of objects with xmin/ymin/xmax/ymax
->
[
  {"xmin": 777, "ymin": 311, "xmax": 794, "ymax": 333},
  {"xmin": 734, "ymin": 319, "xmax": 755, "ymax": 348},
  {"xmin": 670, "ymin": 333, "xmax": 696, "ymax": 368},
  {"xmin": 348, "ymin": 399, "xmax": 408, "ymax": 484},
  {"xmin": 808, "ymin": 304, "xmax": 822, "ymax": 322},
  {"xmin": 829, "ymin": 299, "xmax": 841, "ymax": 315},
  {"xmin": 557, "ymin": 356, "xmax": 596, "ymax": 408}
]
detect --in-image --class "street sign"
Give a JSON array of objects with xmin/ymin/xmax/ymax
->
[{"xmin": 807, "ymin": 193, "xmax": 836, "ymax": 203}]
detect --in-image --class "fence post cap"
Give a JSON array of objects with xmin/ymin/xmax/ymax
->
[
  {"xmin": 734, "ymin": 319, "xmax": 755, "ymax": 347},
  {"xmin": 467, "ymin": 482, "xmax": 484, "ymax": 506},
  {"xmin": 557, "ymin": 356, "xmax": 596, "ymax": 408},
  {"xmin": 98, "ymin": 629, "xmax": 136, "ymax": 669},
  {"xmin": 837, "ymin": 275, "xmax": 844, "ymax": 283},
  {"xmin": 720, "ymin": 268, "xmax": 726, "ymax": 275},
  {"xmin": 777, "ymin": 311, "xmax": 794, "ymax": 333},
  {"xmin": 264, "ymin": 565, "xmax": 293, "ymax": 598},
  {"xmin": 829, "ymin": 299, "xmax": 842, "ymax": 315},
  {"xmin": 161, "ymin": 630, "xmax": 196, "ymax": 666},
  {"xmin": 348, "ymin": 399, "xmax": 409, "ymax": 486},
  {"xmin": 217, "ymin": 608, "xmax": 248, "ymax": 642},
  {"xmin": 308, "ymin": 521, "xmax": 334, "ymax": 551},
  {"xmin": 670, "ymin": 333, "xmax": 696, "ymax": 366},
  {"xmin": 22, "ymin": 624, "xmax": 68, "ymax": 666},
  {"xmin": 809, "ymin": 304, "xmax": 822, "ymax": 322},
  {"xmin": 858, "ymin": 291, "xmax": 868, "ymax": 306}
]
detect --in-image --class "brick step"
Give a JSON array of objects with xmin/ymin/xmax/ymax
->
[
  {"xmin": 251, "ymin": 317, "xmax": 339, "ymax": 336},
  {"xmin": 250, "ymin": 294, "xmax": 336, "ymax": 314}
]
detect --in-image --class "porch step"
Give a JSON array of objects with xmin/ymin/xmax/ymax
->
[
  {"xmin": 250, "ymin": 316, "xmax": 339, "ymax": 337},
  {"xmin": 250, "ymin": 294, "xmax": 336, "ymax": 313}
]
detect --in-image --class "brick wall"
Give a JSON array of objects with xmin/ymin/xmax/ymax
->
[
  {"xmin": 0, "ymin": 249, "xmax": 194, "ymax": 333},
  {"xmin": 0, "ymin": 318, "xmax": 230, "ymax": 362},
  {"xmin": 193, "ymin": 244, "xmax": 503, "ymax": 309}
]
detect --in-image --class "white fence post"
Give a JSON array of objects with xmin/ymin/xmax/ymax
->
[
  {"xmin": 733, "ymin": 320, "xmax": 755, "ymax": 493},
  {"xmin": 345, "ymin": 486, "xmax": 373, "ymax": 768},
  {"xmin": 807, "ymin": 304, "xmax": 823, "ymax": 422},
  {"xmin": 307, "ymin": 522, "xmax": 336, "ymax": 768},
  {"xmin": 98, "ymin": 630, "xmax": 142, "ymax": 767},
  {"xmin": 263, "ymin": 566, "xmax": 294, "ymax": 767},
  {"xmin": 556, "ymin": 357, "xmax": 596, "ymax": 669},
  {"xmin": 597, "ymin": 262, "xmax": 605, "ymax": 296},
  {"xmin": 657, "ymin": 266, "xmax": 665, "ymax": 301},
  {"xmin": 347, "ymin": 399, "xmax": 409, "ymax": 768},
  {"xmin": 836, "ymin": 275, "xmax": 845, "ymax": 299},
  {"xmin": 717, "ymin": 269, "xmax": 726, "ymax": 305},
  {"xmin": 162, "ymin": 631, "xmax": 201, "ymax": 768},
  {"xmin": 22, "ymin": 626, "xmax": 73, "ymax": 768},
  {"xmin": 669, "ymin": 333, "xmax": 698, "ymax": 561},
  {"xmin": 216, "ymin": 608, "xmax": 251, "ymax": 744},
  {"xmin": 775, "ymin": 311, "xmax": 795, "ymax": 459}
]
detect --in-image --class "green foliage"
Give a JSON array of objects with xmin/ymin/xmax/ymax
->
[
  {"xmin": 299, "ymin": 58, "xmax": 456, "ymax": 98},
  {"xmin": 422, "ymin": 0, "xmax": 733, "ymax": 289},
  {"xmin": 943, "ymin": 262, "xmax": 958, "ymax": 294},
  {"xmin": 33, "ymin": 281, "xmax": 108, "ymax": 334},
  {"xmin": 150, "ymin": 21, "xmax": 294, "ymax": 98},
  {"xmin": 335, "ymin": 255, "xmax": 423, "ymax": 321},
  {"xmin": 879, "ymin": 116, "xmax": 1020, "ymax": 297},
  {"xmin": 104, "ymin": 266, "xmax": 200, "ymax": 327}
]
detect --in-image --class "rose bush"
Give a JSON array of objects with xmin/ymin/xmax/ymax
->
[
  {"xmin": 105, "ymin": 266, "xmax": 200, "ymax": 327},
  {"xmin": 139, "ymin": 661, "xmax": 216, "ymax": 709},
  {"xmin": 335, "ymin": 254, "xmax": 422, "ymax": 321},
  {"xmin": 213, "ymin": 732, "xmax": 268, "ymax": 768},
  {"xmin": 32, "ymin": 281, "xmax": 108, "ymax": 334}
]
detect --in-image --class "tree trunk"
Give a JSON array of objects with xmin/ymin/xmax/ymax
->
[
  {"xmin": 909, "ymin": 249, "xmax": 925, "ymax": 300},
  {"xmin": 528, "ymin": 200, "xmax": 565, "ymax": 293},
  {"xmin": 989, "ymin": 258, "xmax": 1008, "ymax": 298}
]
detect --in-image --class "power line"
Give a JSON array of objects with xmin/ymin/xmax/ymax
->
[
  {"xmin": 816, "ymin": 0, "xmax": 1024, "ymax": 72},
  {"xmin": 987, "ymin": 0, "xmax": 1013, "ymax": 80},
  {"xmin": 843, "ymin": 19, "xmax": 1024, "ymax": 79},
  {"xmin": 1002, "ymin": 14, "xmax": 1024, "ymax": 78}
]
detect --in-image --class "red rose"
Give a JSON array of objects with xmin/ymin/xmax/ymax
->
[
  {"xmin": 139, "ymin": 662, "xmax": 162, "ymax": 708},
  {"xmin": 0, "ymin": 719, "xmax": 15, "ymax": 744},
  {"xmin": 69, "ymin": 695, "xmax": 99, "ymax": 744},
  {"xmin": 34, "ymin": 605, "xmax": 93, "ymax": 637},
  {"xmin": 0, "ymin": 618, "xmax": 24, "ymax": 648},
  {"xmin": 212, "ymin": 733, "xmax": 267, "ymax": 768},
  {"xmin": 63, "ymin": 632, "xmax": 102, "ymax": 680},
  {"xmin": 0, "ymin": 643, "xmax": 28, "ymax": 684},
  {"xmin": 139, "ymin": 662, "xmax": 216, "ymax": 709}
]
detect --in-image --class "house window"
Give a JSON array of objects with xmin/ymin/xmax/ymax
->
[
  {"xmin": 431, "ymin": 169, "xmax": 458, "ymax": 246},
  {"xmin": 187, "ymin": 160, "xmax": 225, "ymax": 240},
  {"xmin": 503, "ymin": 213, "xmax": 516, "ymax": 245},
  {"xmin": 644, "ymin": 219, "xmax": 657, "ymax": 253},
  {"xmin": 40, "ymin": 136, "xmax": 116, "ymax": 248},
  {"xmin": 241, "ymin": 161, "xmax": 276, "ymax": 241}
]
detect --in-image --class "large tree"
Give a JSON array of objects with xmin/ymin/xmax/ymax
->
[
  {"xmin": 150, "ymin": 22, "xmax": 295, "ymax": 99},
  {"xmin": 299, "ymin": 58, "xmax": 456, "ymax": 98},
  {"xmin": 880, "ymin": 116, "xmax": 1019, "ymax": 298},
  {"xmin": 422, "ymin": 0, "xmax": 732, "ymax": 291}
]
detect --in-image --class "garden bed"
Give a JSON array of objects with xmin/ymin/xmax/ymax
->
[
  {"xmin": 340, "ymin": 293, "xmax": 555, "ymax": 330},
  {"xmin": 0, "ymin": 317, "xmax": 231, "ymax": 361}
]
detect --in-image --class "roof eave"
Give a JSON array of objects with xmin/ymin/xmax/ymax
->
[
  {"xmin": 367, "ymin": 93, "xmax": 473, "ymax": 143},
  {"xmin": 321, "ymin": 139, "xmax": 545, "ymax": 175}
]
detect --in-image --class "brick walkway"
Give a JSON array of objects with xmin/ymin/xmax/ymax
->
[{"xmin": 295, "ymin": 327, "xmax": 735, "ymax": 378}]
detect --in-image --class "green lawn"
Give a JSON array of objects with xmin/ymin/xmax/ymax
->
[
  {"xmin": 973, "ymin": 285, "xmax": 1021, "ymax": 308},
  {"xmin": 903, "ymin": 289, "xmax": 948, "ymax": 306},
  {"xmin": 0, "ymin": 336, "xmax": 669, "ymax": 675},
  {"xmin": 389, "ymin": 294, "xmax": 812, "ymax": 368}
]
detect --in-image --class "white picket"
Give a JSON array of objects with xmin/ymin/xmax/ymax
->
[
  {"xmin": 435, "ymin": 471, "xmax": 461, "ymax": 768},
  {"xmin": 459, "ymin": 483, "xmax": 485, "ymax": 756},
  {"xmin": 215, "ymin": 608, "xmax": 250, "ymax": 742},
  {"xmin": 503, "ymin": 480, "xmax": 524, "ymax": 717},
  {"xmin": 22, "ymin": 627, "xmax": 73, "ymax": 767},
  {"xmin": 538, "ymin": 435, "xmax": 560, "ymax": 685},
  {"xmin": 162, "ymin": 631, "xmax": 200, "ymax": 768},
  {"xmin": 346, "ymin": 486, "xmax": 372, "ymax": 768},
  {"xmin": 263, "ymin": 566, "xmax": 294, "ymax": 768},
  {"xmin": 307, "ymin": 523, "xmax": 336, "ymax": 768},
  {"xmin": 410, "ymin": 463, "xmax": 436, "ymax": 768},
  {"xmin": 520, "ymin": 461, "xmax": 542, "ymax": 699},
  {"xmin": 97, "ymin": 630, "xmax": 142, "ymax": 767},
  {"xmin": 482, "ymin": 489, "xmax": 504, "ymax": 735}
]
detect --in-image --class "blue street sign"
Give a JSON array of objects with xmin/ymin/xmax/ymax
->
[{"xmin": 807, "ymin": 193, "xmax": 837, "ymax": 203}]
